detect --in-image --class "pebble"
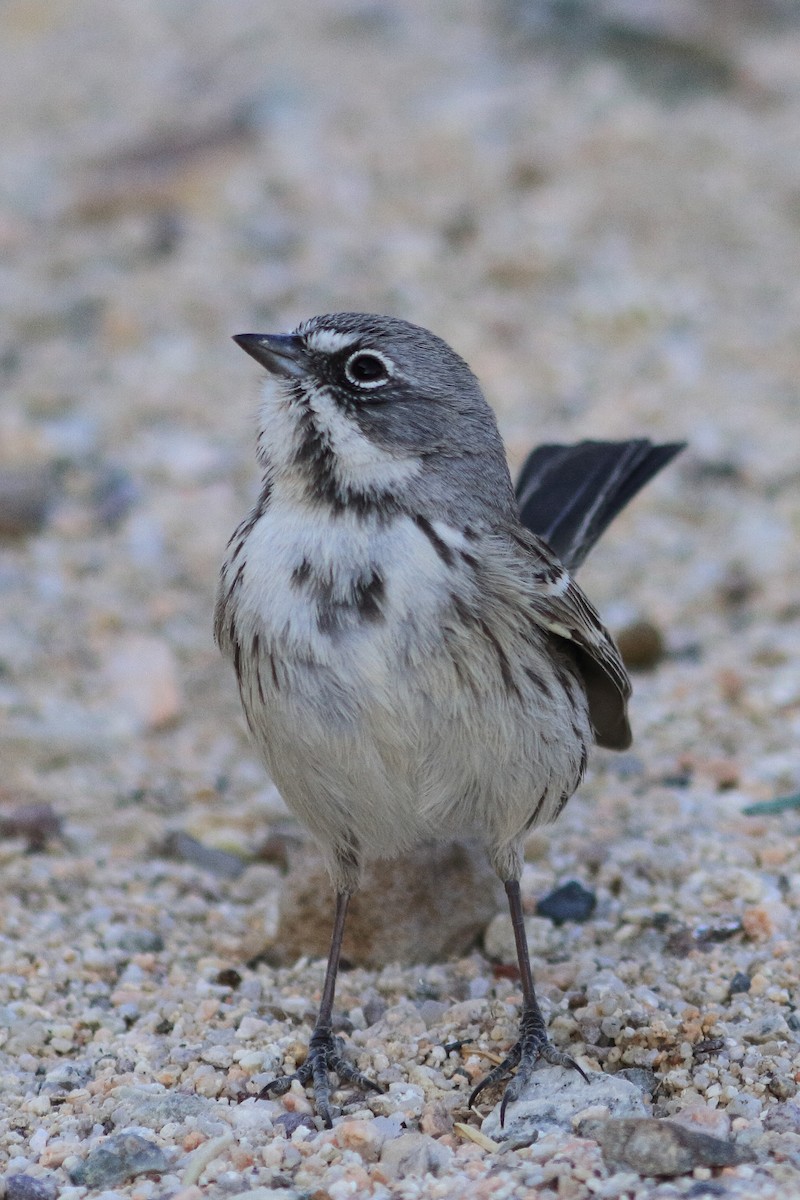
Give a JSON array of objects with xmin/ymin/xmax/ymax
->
[
  {"xmin": 40, "ymin": 1063, "xmax": 92, "ymax": 1096},
  {"xmin": 670, "ymin": 1105, "xmax": 731, "ymax": 1141},
  {"xmin": 615, "ymin": 619, "xmax": 667, "ymax": 670},
  {"xmin": 536, "ymin": 880, "xmax": 597, "ymax": 925},
  {"xmin": 104, "ymin": 927, "xmax": 164, "ymax": 954},
  {"xmin": 0, "ymin": 467, "xmax": 57, "ymax": 539},
  {"xmin": 273, "ymin": 840, "xmax": 501, "ymax": 967},
  {"xmin": 107, "ymin": 1086, "xmax": 213, "ymax": 1130},
  {"xmin": 370, "ymin": 1083, "xmax": 426, "ymax": 1122},
  {"xmin": 585, "ymin": 1118, "xmax": 747, "ymax": 1177},
  {"xmin": 763, "ymin": 1101, "xmax": 800, "ymax": 1134},
  {"xmin": 4, "ymin": 1176, "xmax": 58, "ymax": 1200},
  {"xmin": 0, "ymin": 802, "xmax": 61, "ymax": 851},
  {"xmin": 159, "ymin": 831, "xmax": 245, "ymax": 880},
  {"xmin": 76, "ymin": 1132, "xmax": 171, "ymax": 1188},
  {"xmin": 223, "ymin": 1191, "xmax": 301, "ymax": 1200},
  {"xmin": 481, "ymin": 1067, "xmax": 647, "ymax": 1141},
  {"xmin": 379, "ymin": 1131, "xmax": 453, "ymax": 1178},
  {"xmin": 334, "ymin": 1118, "xmax": 390, "ymax": 1161},
  {"xmin": 613, "ymin": 1068, "xmax": 659, "ymax": 1097},
  {"xmin": 273, "ymin": 1113, "xmax": 317, "ymax": 1138}
]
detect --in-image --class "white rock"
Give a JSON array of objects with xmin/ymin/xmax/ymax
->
[{"xmin": 481, "ymin": 1067, "xmax": 648, "ymax": 1142}]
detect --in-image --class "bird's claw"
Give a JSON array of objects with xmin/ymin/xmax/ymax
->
[
  {"xmin": 258, "ymin": 1026, "xmax": 382, "ymax": 1128},
  {"xmin": 469, "ymin": 1006, "xmax": 587, "ymax": 1126}
]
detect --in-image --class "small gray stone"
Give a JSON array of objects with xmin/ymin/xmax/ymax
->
[
  {"xmin": 536, "ymin": 880, "xmax": 597, "ymax": 925},
  {"xmin": 0, "ymin": 466, "xmax": 58, "ymax": 539},
  {"xmin": 160, "ymin": 831, "xmax": 245, "ymax": 880},
  {"xmin": 105, "ymin": 927, "xmax": 165, "ymax": 954},
  {"xmin": 5, "ymin": 1175, "xmax": 58, "ymax": 1200},
  {"xmin": 273, "ymin": 1112, "xmax": 317, "ymax": 1138},
  {"xmin": 729, "ymin": 971, "xmax": 751, "ymax": 996},
  {"xmin": 0, "ymin": 802, "xmax": 61, "ymax": 851},
  {"xmin": 379, "ymin": 1131, "xmax": 453, "ymax": 1178},
  {"xmin": 418, "ymin": 999, "xmax": 450, "ymax": 1028},
  {"xmin": 40, "ymin": 1061, "xmax": 92, "ymax": 1095},
  {"xmin": 743, "ymin": 1012, "xmax": 792, "ymax": 1044},
  {"xmin": 764, "ymin": 1100, "xmax": 800, "ymax": 1133},
  {"xmin": 613, "ymin": 1067, "xmax": 659, "ymax": 1096},
  {"xmin": 91, "ymin": 464, "xmax": 139, "ymax": 528},
  {"xmin": 77, "ymin": 1131, "xmax": 170, "ymax": 1188},
  {"xmin": 108, "ymin": 1085, "xmax": 213, "ymax": 1130},
  {"xmin": 362, "ymin": 990, "xmax": 387, "ymax": 1027},
  {"xmin": 586, "ymin": 1117, "xmax": 747, "ymax": 1177},
  {"xmin": 725, "ymin": 1093, "xmax": 762, "ymax": 1121}
]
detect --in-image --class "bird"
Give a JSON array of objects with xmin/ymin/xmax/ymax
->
[{"xmin": 214, "ymin": 312, "xmax": 683, "ymax": 1128}]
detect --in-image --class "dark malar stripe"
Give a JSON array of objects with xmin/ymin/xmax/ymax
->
[{"xmin": 293, "ymin": 393, "xmax": 399, "ymax": 520}]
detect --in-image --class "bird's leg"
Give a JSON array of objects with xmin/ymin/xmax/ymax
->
[
  {"xmin": 470, "ymin": 879, "xmax": 587, "ymax": 1125},
  {"xmin": 258, "ymin": 889, "xmax": 382, "ymax": 1127}
]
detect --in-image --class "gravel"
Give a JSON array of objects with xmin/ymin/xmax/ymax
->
[{"xmin": 2, "ymin": 1, "xmax": 800, "ymax": 1196}]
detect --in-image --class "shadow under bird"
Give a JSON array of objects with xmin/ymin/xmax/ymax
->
[{"xmin": 215, "ymin": 312, "xmax": 683, "ymax": 1127}]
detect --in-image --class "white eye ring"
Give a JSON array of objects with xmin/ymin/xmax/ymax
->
[{"xmin": 344, "ymin": 349, "xmax": 394, "ymax": 389}]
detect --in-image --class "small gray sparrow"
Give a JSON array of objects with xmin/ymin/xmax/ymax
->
[{"xmin": 215, "ymin": 313, "xmax": 682, "ymax": 1126}]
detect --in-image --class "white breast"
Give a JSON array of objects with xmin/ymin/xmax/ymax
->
[{"xmin": 232, "ymin": 491, "xmax": 447, "ymax": 666}]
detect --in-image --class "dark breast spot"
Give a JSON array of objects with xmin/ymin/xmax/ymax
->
[
  {"xmin": 316, "ymin": 567, "xmax": 385, "ymax": 635},
  {"xmin": 291, "ymin": 558, "xmax": 312, "ymax": 587},
  {"xmin": 354, "ymin": 570, "xmax": 385, "ymax": 622}
]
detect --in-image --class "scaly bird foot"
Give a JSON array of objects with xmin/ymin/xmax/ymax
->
[
  {"xmin": 258, "ymin": 1025, "xmax": 383, "ymax": 1128},
  {"xmin": 469, "ymin": 1005, "xmax": 588, "ymax": 1127}
]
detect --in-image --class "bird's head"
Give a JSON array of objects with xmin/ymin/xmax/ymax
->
[{"xmin": 234, "ymin": 312, "xmax": 514, "ymax": 520}]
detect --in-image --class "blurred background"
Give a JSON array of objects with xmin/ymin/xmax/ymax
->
[{"xmin": 1, "ymin": 0, "xmax": 799, "ymax": 857}]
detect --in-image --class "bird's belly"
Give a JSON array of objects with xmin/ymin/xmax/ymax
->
[{"xmin": 220, "ymin": 504, "xmax": 589, "ymax": 863}]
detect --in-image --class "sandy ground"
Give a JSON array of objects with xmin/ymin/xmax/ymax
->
[{"xmin": 1, "ymin": 1, "xmax": 800, "ymax": 1197}]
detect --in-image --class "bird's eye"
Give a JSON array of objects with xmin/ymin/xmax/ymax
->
[{"xmin": 344, "ymin": 350, "xmax": 392, "ymax": 389}]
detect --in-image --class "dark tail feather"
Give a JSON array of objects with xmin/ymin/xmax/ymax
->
[{"xmin": 515, "ymin": 439, "xmax": 685, "ymax": 572}]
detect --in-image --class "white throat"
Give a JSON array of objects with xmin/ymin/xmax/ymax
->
[{"xmin": 256, "ymin": 376, "xmax": 421, "ymax": 498}]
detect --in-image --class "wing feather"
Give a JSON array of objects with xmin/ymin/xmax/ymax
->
[{"xmin": 502, "ymin": 523, "xmax": 632, "ymax": 749}]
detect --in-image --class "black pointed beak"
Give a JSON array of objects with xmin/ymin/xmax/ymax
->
[{"xmin": 233, "ymin": 333, "xmax": 307, "ymax": 378}]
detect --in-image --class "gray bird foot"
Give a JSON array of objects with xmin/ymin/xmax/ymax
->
[
  {"xmin": 258, "ymin": 1025, "xmax": 382, "ymax": 1129},
  {"xmin": 469, "ymin": 1005, "xmax": 588, "ymax": 1127}
]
